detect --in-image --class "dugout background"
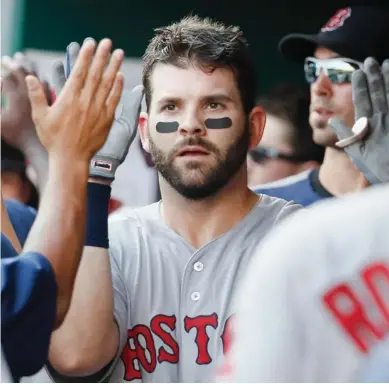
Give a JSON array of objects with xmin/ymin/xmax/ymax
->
[{"xmin": 14, "ymin": 0, "xmax": 369, "ymax": 94}]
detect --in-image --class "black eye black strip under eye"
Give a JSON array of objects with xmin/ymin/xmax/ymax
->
[
  {"xmin": 156, "ymin": 121, "xmax": 180, "ymax": 133},
  {"xmin": 156, "ymin": 117, "xmax": 232, "ymax": 133},
  {"xmin": 204, "ymin": 117, "xmax": 232, "ymax": 129}
]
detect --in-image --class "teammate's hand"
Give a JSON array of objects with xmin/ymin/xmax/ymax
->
[
  {"xmin": 26, "ymin": 38, "xmax": 124, "ymax": 163},
  {"xmin": 52, "ymin": 39, "xmax": 144, "ymax": 180},
  {"xmin": 329, "ymin": 57, "xmax": 389, "ymax": 184},
  {"xmin": 0, "ymin": 53, "xmax": 52, "ymax": 149}
]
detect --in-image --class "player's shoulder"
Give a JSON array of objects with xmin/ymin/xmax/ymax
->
[
  {"xmin": 252, "ymin": 169, "xmax": 322, "ymax": 206},
  {"xmin": 108, "ymin": 202, "xmax": 162, "ymax": 243},
  {"xmin": 109, "ymin": 202, "xmax": 160, "ymax": 225},
  {"xmin": 253, "ymin": 193, "xmax": 303, "ymax": 227},
  {"xmin": 253, "ymin": 184, "xmax": 389, "ymax": 275},
  {"xmin": 301, "ymin": 183, "xmax": 389, "ymax": 231}
]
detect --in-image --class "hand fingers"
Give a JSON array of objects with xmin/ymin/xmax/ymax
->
[
  {"xmin": 13, "ymin": 52, "xmax": 36, "ymax": 73},
  {"xmin": 364, "ymin": 57, "xmax": 387, "ymax": 114},
  {"xmin": 1, "ymin": 56, "xmax": 18, "ymax": 74},
  {"xmin": 352, "ymin": 69, "xmax": 372, "ymax": 120},
  {"xmin": 25, "ymin": 75, "xmax": 49, "ymax": 123},
  {"xmin": 61, "ymin": 39, "xmax": 96, "ymax": 95},
  {"xmin": 121, "ymin": 85, "xmax": 144, "ymax": 135},
  {"xmin": 52, "ymin": 60, "xmax": 66, "ymax": 97},
  {"xmin": 382, "ymin": 59, "xmax": 389, "ymax": 105},
  {"xmin": 9, "ymin": 53, "xmax": 33, "ymax": 85},
  {"xmin": 93, "ymin": 48, "xmax": 124, "ymax": 106},
  {"xmin": 105, "ymin": 72, "xmax": 124, "ymax": 119},
  {"xmin": 65, "ymin": 42, "xmax": 81, "ymax": 77},
  {"xmin": 2, "ymin": 55, "xmax": 33, "ymax": 89},
  {"xmin": 1, "ymin": 56, "xmax": 18, "ymax": 85},
  {"xmin": 42, "ymin": 80, "xmax": 53, "ymax": 105},
  {"xmin": 1, "ymin": 59, "xmax": 19, "ymax": 90},
  {"xmin": 82, "ymin": 38, "xmax": 113, "ymax": 101},
  {"xmin": 125, "ymin": 85, "xmax": 144, "ymax": 117}
]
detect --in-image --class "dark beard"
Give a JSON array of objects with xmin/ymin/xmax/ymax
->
[{"xmin": 148, "ymin": 125, "xmax": 250, "ymax": 200}]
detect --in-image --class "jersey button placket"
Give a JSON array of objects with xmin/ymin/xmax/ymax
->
[
  {"xmin": 193, "ymin": 261, "xmax": 204, "ymax": 272},
  {"xmin": 191, "ymin": 291, "xmax": 201, "ymax": 301},
  {"xmin": 180, "ymin": 251, "xmax": 206, "ymax": 381},
  {"xmin": 191, "ymin": 262, "xmax": 203, "ymax": 301}
]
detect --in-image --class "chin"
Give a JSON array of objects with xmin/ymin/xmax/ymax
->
[
  {"xmin": 312, "ymin": 126, "xmax": 338, "ymax": 148},
  {"xmin": 171, "ymin": 181, "xmax": 223, "ymax": 200}
]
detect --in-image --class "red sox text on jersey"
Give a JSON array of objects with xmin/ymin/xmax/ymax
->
[
  {"xmin": 120, "ymin": 313, "xmax": 233, "ymax": 381},
  {"xmin": 323, "ymin": 261, "xmax": 389, "ymax": 353}
]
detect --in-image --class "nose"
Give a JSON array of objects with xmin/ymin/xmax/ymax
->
[
  {"xmin": 311, "ymin": 71, "xmax": 333, "ymax": 98},
  {"xmin": 178, "ymin": 110, "xmax": 206, "ymax": 137}
]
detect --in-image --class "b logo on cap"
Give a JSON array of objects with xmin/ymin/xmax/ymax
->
[{"xmin": 321, "ymin": 7, "xmax": 351, "ymax": 32}]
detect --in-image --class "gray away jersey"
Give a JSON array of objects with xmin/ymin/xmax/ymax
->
[
  {"xmin": 222, "ymin": 184, "xmax": 389, "ymax": 383},
  {"xmin": 104, "ymin": 194, "xmax": 300, "ymax": 382}
]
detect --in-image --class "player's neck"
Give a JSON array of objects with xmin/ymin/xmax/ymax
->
[
  {"xmin": 319, "ymin": 147, "xmax": 369, "ymax": 196},
  {"xmin": 159, "ymin": 168, "xmax": 259, "ymax": 249}
]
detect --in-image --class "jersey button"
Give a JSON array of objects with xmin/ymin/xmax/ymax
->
[
  {"xmin": 194, "ymin": 262, "xmax": 204, "ymax": 272},
  {"xmin": 191, "ymin": 292, "xmax": 201, "ymax": 301}
]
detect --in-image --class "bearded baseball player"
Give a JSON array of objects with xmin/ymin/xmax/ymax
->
[
  {"xmin": 40, "ymin": 16, "xmax": 301, "ymax": 383},
  {"xmin": 218, "ymin": 58, "xmax": 389, "ymax": 383}
]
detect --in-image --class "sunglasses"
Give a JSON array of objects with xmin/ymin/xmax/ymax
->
[
  {"xmin": 304, "ymin": 57, "xmax": 362, "ymax": 84},
  {"xmin": 249, "ymin": 147, "xmax": 313, "ymax": 164}
]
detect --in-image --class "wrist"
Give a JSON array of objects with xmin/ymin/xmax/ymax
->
[
  {"xmin": 49, "ymin": 154, "xmax": 90, "ymax": 179},
  {"xmin": 88, "ymin": 177, "xmax": 113, "ymax": 186},
  {"xmin": 85, "ymin": 182, "xmax": 111, "ymax": 248}
]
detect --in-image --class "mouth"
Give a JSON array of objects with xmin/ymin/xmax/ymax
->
[
  {"xmin": 313, "ymin": 107, "xmax": 334, "ymax": 119},
  {"xmin": 176, "ymin": 146, "xmax": 210, "ymax": 157}
]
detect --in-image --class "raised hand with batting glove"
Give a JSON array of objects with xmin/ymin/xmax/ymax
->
[
  {"xmin": 1, "ymin": 38, "xmax": 128, "ymax": 382},
  {"xmin": 52, "ymin": 39, "xmax": 144, "ymax": 181},
  {"xmin": 329, "ymin": 58, "xmax": 389, "ymax": 184}
]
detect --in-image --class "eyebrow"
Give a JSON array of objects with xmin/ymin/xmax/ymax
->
[{"xmin": 156, "ymin": 93, "xmax": 236, "ymax": 106}]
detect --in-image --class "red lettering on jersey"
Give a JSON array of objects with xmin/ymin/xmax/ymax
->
[
  {"xmin": 221, "ymin": 315, "xmax": 235, "ymax": 355},
  {"xmin": 150, "ymin": 314, "xmax": 179, "ymax": 364},
  {"xmin": 323, "ymin": 283, "xmax": 383, "ymax": 353},
  {"xmin": 363, "ymin": 262, "xmax": 389, "ymax": 329},
  {"xmin": 217, "ymin": 315, "xmax": 236, "ymax": 380},
  {"xmin": 121, "ymin": 325, "xmax": 157, "ymax": 380},
  {"xmin": 184, "ymin": 313, "xmax": 218, "ymax": 364}
]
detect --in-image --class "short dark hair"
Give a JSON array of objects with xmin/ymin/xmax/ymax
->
[
  {"xmin": 142, "ymin": 15, "xmax": 257, "ymax": 114},
  {"xmin": 257, "ymin": 84, "xmax": 324, "ymax": 163}
]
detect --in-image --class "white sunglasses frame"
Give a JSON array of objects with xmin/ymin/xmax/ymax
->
[{"xmin": 304, "ymin": 56, "xmax": 363, "ymax": 83}]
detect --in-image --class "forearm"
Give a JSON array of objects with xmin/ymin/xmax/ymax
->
[
  {"xmin": 48, "ymin": 181, "xmax": 118, "ymax": 376},
  {"xmin": 23, "ymin": 155, "xmax": 89, "ymax": 325},
  {"xmin": 49, "ymin": 247, "xmax": 118, "ymax": 376}
]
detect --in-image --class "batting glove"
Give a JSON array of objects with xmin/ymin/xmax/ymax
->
[
  {"xmin": 52, "ymin": 39, "xmax": 144, "ymax": 180},
  {"xmin": 329, "ymin": 57, "xmax": 389, "ymax": 185}
]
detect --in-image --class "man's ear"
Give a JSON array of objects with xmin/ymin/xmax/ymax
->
[
  {"xmin": 138, "ymin": 112, "xmax": 150, "ymax": 153},
  {"xmin": 248, "ymin": 106, "xmax": 266, "ymax": 151}
]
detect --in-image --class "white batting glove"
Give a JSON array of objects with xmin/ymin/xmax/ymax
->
[
  {"xmin": 329, "ymin": 57, "xmax": 389, "ymax": 184},
  {"xmin": 52, "ymin": 39, "xmax": 144, "ymax": 180}
]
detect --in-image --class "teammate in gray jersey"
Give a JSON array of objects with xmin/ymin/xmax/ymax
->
[
  {"xmin": 218, "ymin": 57, "xmax": 389, "ymax": 383},
  {"xmin": 42, "ymin": 16, "xmax": 301, "ymax": 383}
]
